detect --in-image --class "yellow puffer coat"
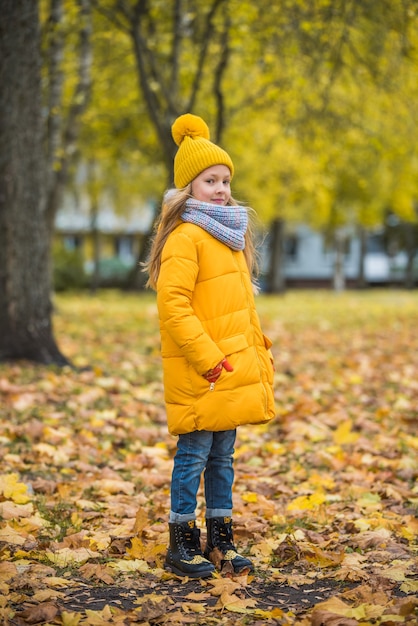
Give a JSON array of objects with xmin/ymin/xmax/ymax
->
[{"xmin": 157, "ymin": 222, "xmax": 276, "ymax": 435}]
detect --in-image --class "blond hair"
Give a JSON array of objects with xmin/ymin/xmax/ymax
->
[{"xmin": 143, "ymin": 185, "xmax": 259, "ymax": 290}]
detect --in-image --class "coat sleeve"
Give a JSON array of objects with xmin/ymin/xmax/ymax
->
[{"xmin": 157, "ymin": 230, "xmax": 224, "ymax": 375}]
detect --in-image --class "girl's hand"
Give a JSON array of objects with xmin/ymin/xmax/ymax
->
[{"xmin": 203, "ymin": 358, "xmax": 233, "ymax": 383}]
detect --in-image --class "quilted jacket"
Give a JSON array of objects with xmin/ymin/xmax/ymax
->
[{"xmin": 157, "ymin": 221, "xmax": 276, "ymax": 435}]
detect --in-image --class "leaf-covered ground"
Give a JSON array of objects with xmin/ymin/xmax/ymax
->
[{"xmin": 0, "ymin": 290, "xmax": 417, "ymax": 625}]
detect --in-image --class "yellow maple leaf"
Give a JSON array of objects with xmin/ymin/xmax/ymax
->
[
  {"xmin": 84, "ymin": 605, "xmax": 113, "ymax": 624},
  {"xmin": 314, "ymin": 596, "xmax": 386, "ymax": 621},
  {"xmin": 107, "ymin": 558, "xmax": 151, "ymax": 573},
  {"xmin": 0, "ymin": 474, "xmax": 30, "ymax": 504},
  {"xmin": 133, "ymin": 507, "xmax": 149, "ymax": 535},
  {"xmin": 287, "ymin": 492, "xmax": 326, "ymax": 511},
  {"xmin": 378, "ymin": 564, "xmax": 408, "ymax": 582},
  {"xmin": 349, "ymin": 603, "xmax": 385, "ymax": 620},
  {"xmin": 255, "ymin": 607, "xmax": 286, "ymax": 619},
  {"xmin": 312, "ymin": 596, "xmax": 354, "ymax": 616},
  {"xmin": 304, "ymin": 545, "xmax": 345, "ymax": 568},
  {"xmin": 214, "ymin": 590, "xmax": 252, "ymax": 612},
  {"xmin": 264, "ymin": 441, "xmax": 286, "ymax": 455},
  {"xmin": 61, "ymin": 612, "xmax": 82, "ymax": 626},
  {"xmin": 32, "ymin": 589, "xmax": 65, "ymax": 602},
  {"xmin": 208, "ymin": 577, "xmax": 242, "ymax": 596},
  {"xmin": 86, "ymin": 531, "xmax": 111, "ymax": 551},
  {"xmin": 224, "ymin": 596, "xmax": 258, "ymax": 614},
  {"xmin": 134, "ymin": 593, "xmax": 172, "ymax": 606},
  {"xmin": 17, "ymin": 513, "xmax": 50, "ymax": 533},
  {"xmin": 41, "ymin": 576, "xmax": 77, "ymax": 588},
  {"xmin": 126, "ymin": 536, "xmax": 146, "ymax": 559},
  {"xmin": 356, "ymin": 492, "xmax": 382, "ymax": 511},
  {"xmin": 403, "ymin": 434, "xmax": 418, "ymax": 450},
  {"xmin": 45, "ymin": 547, "xmax": 100, "ymax": 567},
  {"xmin": 400, "ymin": 579, "xmax": 418, "ymax": 594},
  {"xmin": 242, "ymin": 492, "xmax": 258, "ymax": 503},
  {"xmin": 92, "ymin": 478, "xmax": 135, "ymax": 495},
  {"xmin": 401, "ymin": 515, "xmax": 418, "ymax": 541},
  {"xmin": 333, "ymin": 419, "xmax": 360, "ymax": 445},
  {"xmin": 334, "ymin": 553, "xmax": 369, "ymax": 582},
  {"xmin": 185, "ymin": 591, "xmax": 210, "ymax": 601},
  {"xmin": 308, "ymin": 472, "xmax": 336, "ymax": 490}
]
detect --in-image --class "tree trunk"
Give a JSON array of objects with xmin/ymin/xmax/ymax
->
[
  {"xmin": 357, "ymin": 226, "xmax": 367, "ymax": 289},
  {"xmin": 45, "ymin": 0, "xmax": 92, "ymax": 236},
  {"xmin": 266, "ymin": 218, "xmax": 286, "ymax": 293},
  {"xmin": 130, "ymin": 201, "xmax": 161, "ymax": 290},
  {"xmin": 89, "ymin": 202, "xmax": 101, "ymax": 295},
  {"xmin": 0, "ymin": 0, "xmax": 69, "ymax": 365},
  {"xmin": 333, "ymin": 229, "xmax": 346, "ymax": 292},
  {"xmin": 404, "ymin": 222, "xmax": 416, "ymax": 289}
]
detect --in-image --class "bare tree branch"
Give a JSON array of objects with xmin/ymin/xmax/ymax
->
[
  {"xmin": 45, "ymin": 0, "xmax": 64, "ymax": 176},
  {"xmin": 213, "ymin": 9, "xmax": 230, "ymax": 143},
  {"xmin": 92, "ymin": 0, "xmax": 132, "ymax": 33},
  {"xmin": 170, "ymin": 0, "xmax": 181, "ymax": 96},
  {"xmin": 187, "ymin": 0, "xmax": 226, "ymax": 112},
  {"xmin": 46, "ymin": 0, "xmax": 93, "ymax": 230}
]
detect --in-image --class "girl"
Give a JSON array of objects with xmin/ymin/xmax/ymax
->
[{"xmin": 144, "ymin": 113, "xmax": 275, "ymax": 578}]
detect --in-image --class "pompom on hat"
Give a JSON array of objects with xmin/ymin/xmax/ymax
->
[{"xmin": 171, "ymin": 113, "xmax": 234, "ymax": 188}]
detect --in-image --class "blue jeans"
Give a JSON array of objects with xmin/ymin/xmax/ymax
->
[{"xmin": 169, "ymin": 429, "xmax": 236, "ymax": 523}]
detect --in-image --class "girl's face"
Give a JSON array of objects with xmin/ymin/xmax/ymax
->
[{"xmin": 191, "ymin": 165, "xmax": 231, "ymax": 206}]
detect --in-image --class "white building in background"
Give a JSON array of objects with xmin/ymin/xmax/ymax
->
[
  {"xmin": 54, "ymin": 195, "xmax": 155, "ymax": 279},
  {"xmin": 55, "ymin": 195, "xmax": 411, "ymax": 287},
  {"xmin": 269, "ymin": 225, "xmax": 409, "ymax": 287}
]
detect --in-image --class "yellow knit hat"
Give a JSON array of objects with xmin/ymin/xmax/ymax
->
[{"xmin": 172, "ymin": 113, "xmax": 234, "ymax": 188}]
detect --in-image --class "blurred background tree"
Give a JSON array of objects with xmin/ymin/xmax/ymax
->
[{"xmin": 1, "ymin": 0, "xmax": 91, "ymax": 363}]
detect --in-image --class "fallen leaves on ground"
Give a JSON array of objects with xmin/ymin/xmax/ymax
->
[{"xmin": 0, "ymin": 290, "xmax": 417, "ymax": 625}]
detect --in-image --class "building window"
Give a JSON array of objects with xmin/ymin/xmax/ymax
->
[
  {"xmin": 284, "ymin": 235, "xmax": 298, "ymax": 260},
  {"xmin": 366, "ymin": 233, "xmax": 385, "ymax": 253},
  {"xmin": 63, "ymin": 234, "xmax": 82, "ymax": 250},
  {"xmin": 114, "ymin": 236, "xmax": 134, "ymax": 263}
]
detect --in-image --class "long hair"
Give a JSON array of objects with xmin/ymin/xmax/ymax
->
[{"xmin": 142, "ymin": 185, "xmax": 259, "ymax": 290}]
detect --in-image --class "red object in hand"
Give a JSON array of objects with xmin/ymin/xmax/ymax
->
[
  {"xmin": 203, "ymin": 358, "xmax": 234, "ymax": 383},
  {"xmin": 222, "ymin": 358, "xmax": 234, "ymax": 372}
]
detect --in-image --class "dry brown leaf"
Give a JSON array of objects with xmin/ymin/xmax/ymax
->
[
  {"xmin": 311, "ymin": 610, "xmax": 358, "ymax": 626},
  {"xmin": 18, "ymin": 602, "xmax": 58, "ymax": 624},
  {"xmin": 0, "ymin": 561, "xmax": 18, "ymax": 581}
]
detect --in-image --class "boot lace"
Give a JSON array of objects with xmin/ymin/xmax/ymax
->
[
  {"xmin": 176, "ymin": 524, "xmax": 203, "ymax": 559},
  {"xmin": 214, "ymin": 520, "xmax": 236, "ymax": 552}
]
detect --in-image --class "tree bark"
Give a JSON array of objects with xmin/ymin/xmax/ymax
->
[
  {"xmin": 357, "ymin": 226, "xmax": 367, "ymax": 289},
  {"xmin": 0, "ymin": 0, "xmax": 69, "ymax": 364},
  {"xmin": 88, "ymin": 160, "xmax": 101, "ymax": 294},
  {"xmin": 403, "ymin": 222, "xmax": 416, "ymax": 289},
  {"xmin": 266, "ymin": 218, "xmax": 286, "ymax": 293},
  {"xmin": 45, "ymin": 0, "xmax": 92, "ymax": 235},
  {"xmin": 333, "ymin": 229, "xmax": 346, "ymax": 292}
]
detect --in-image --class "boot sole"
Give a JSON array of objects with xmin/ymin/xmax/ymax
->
[
  {"xmin": 164, "ymin": 563, "xmax": 214, "ymax": 578},
  {"xmin": 204, "ymin": 550, "xmax": 254, "ymax": 574}
]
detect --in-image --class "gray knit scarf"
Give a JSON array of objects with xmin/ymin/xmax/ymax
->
[{"xmin": 181, "ymin": 199, "xmax": 248, "ymax": 251}]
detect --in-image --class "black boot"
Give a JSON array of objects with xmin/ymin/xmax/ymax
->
[
  {"xmin": 204, "ymin": 516, "xmax": 254, "ymax": 574},
  {"xmin": 165, "ymin": 520, "xmax": 215, "ymax": 578}
]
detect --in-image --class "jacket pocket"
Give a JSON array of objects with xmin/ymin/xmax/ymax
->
[{"xmin": 217, "ymin": 334, "xmax": 248, "ymax": 356}]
